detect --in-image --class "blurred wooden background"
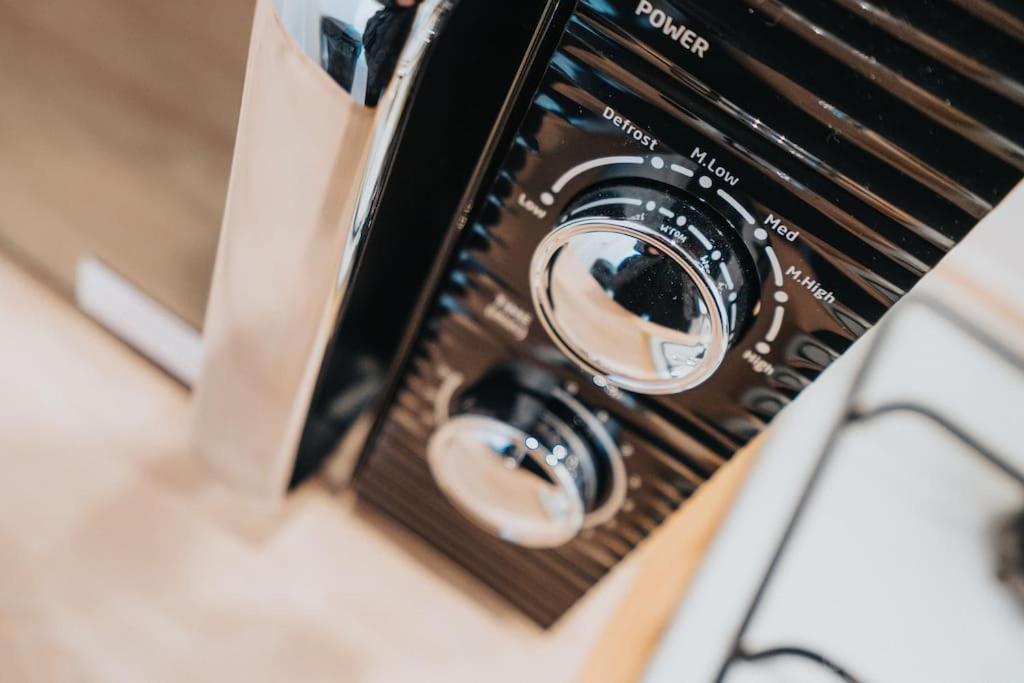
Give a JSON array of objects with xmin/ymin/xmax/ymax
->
[
  {"xmin": 0, "ymin": 0, "xmax": 255, "ymax": 328},
  {"xmin": 0, "ymin": 3, "xmax": 774, "ymax": 680}
]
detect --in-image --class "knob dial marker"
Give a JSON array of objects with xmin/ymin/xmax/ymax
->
[
  {"xmin": 530, "ymin": 183, "xmax": 757, "ymax": 395},
  {"xmin": 427, "ymin": 366, "xmax": 625, "ymax": 548}
]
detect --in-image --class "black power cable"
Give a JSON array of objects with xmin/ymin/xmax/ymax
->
[
  {"xmin": 712, "ymin": 298, "xmax": 1024, "ymax": 683},
  {"xmin": 736, "ymin": 646, "xmax": 863, "ymax": 682}
]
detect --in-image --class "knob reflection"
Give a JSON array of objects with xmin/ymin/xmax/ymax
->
[
  {"xmin": 544, "ymin": 229, "xmax": 714, "ymax": 387},
  {"xmin": 428, "ymin": 415, "xmax": 586, "ymax": 548}
]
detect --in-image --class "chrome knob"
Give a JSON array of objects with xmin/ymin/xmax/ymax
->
[
  {"xmin": 427, "ymin": 367, "xmax": 624, "ymax": 548},
  {"xmin": 530, "ymin": 184, "xmax": 755, "ymax": 395}
]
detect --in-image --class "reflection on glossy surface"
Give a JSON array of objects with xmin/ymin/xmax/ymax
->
[
  {"xmin": 194, "ymin": 0, "xmax": 454, "ymax": 495},
  {"xmin": 534, "ymin": 221, "xmax": 727, "ymax": 394},
  {"xmin": 428, "ymin": 415, "xmax": 587, "ymax": 548},
  {"xmin": 359, "ymin": 0, "xmax": 1024, "ymax": 626}
]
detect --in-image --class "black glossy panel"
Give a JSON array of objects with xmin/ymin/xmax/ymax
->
[
  {"xmin": 293, "ymin": 0, "xmax": 560, "ymax": 484},
  {"xmin": 355, "ymin": 0, "xmax": 1024, "ymax": 625}
]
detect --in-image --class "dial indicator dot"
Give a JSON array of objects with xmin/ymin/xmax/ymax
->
[{"xmin": 530, "ymin": 183, "xmax": 756, "ymax": 396}]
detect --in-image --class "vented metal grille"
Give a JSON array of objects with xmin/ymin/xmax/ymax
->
[
  {"xmin": 360, "ymin": 308, "xmax": 705, "ymax": 625},
  {"xmin": 581, "ymin": 0, "xmax": 1024, "ymax": 267},
  {"xmin": 357, "ymin": 0, "xmax": 1024, "ymax": 626}
]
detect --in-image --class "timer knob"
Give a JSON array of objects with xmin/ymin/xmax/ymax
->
[
  {"xmin": 530, "ymin": 183, "xmax": 756, "ymax": 395},
  {"xmin": 427, "ymin": 366, "xmax": 625, "ymax": 548}
]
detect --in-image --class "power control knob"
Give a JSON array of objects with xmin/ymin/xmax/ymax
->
[
  {"xmin": 427, "ymin": 366, "xmax": 625, "ymax": 548},
  {"xmin": 530, "ymin": 183, "xmax": 756, "ymax": 395}
]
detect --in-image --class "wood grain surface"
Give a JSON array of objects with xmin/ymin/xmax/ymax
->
[
  {"xmin": 0, "ymin": 252, "xmax": 646, "ymax": 682},
  {"xmin": 0, "ymin": 0, "xmax": 254, "ymax": 328},
  {"xmin": 0, "ymin": 3, "xmax": 757, "ymax": 678}
]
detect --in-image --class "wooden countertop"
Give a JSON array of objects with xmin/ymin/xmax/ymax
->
[
  {"xmin": 0, "ymin": 0, "xmax": 253, "ymax": 329},
  {"xmin": 0, "ymin": 253, "xmax": 751, "ymax": 682},
  {"xmin": 0, "ymin": 2, "xmax": 753, "ymax": 676}
]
